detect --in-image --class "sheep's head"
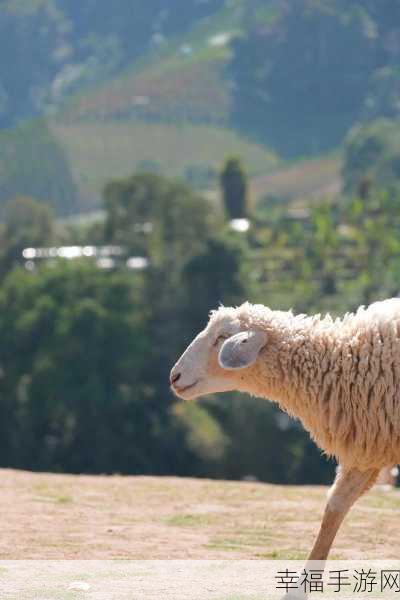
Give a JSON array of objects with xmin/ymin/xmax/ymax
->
[{"xmin": 170, "ymin": 304, "xmax": 267, "ymax": 400}]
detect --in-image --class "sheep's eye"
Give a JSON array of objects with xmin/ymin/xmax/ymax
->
[{"xmin": 213, "ymin": 334, "xmax": 229, "ymax": 347}]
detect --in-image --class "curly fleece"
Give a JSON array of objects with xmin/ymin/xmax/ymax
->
[{"xmin": 210, "ymin": 299, "xmax": 400, "ymax": 470}]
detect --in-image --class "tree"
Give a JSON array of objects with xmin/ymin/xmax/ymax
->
[
  {"xmin": 181, "ymin": 232, "xmax": 251, "ymax": 332},
  {"xmin": 343, "ymin": 119, "xmax": 400, "ymax": 194},
  {"xmin": 220, "ymin": 157, "xmax": 248, "ymax": 219},
  {"xmin": 0, "ymin": 261, "xmax": 157, "ymax": 473},
  {"xmin": 103, "ymin": 172, "xmax": 213, "ymax": 265},
  {"xmin": 0, "ymin": 196, "xmax": 54, "ymax": 273}
]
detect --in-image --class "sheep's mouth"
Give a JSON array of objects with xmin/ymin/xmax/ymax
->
[{"xmin": 172, "ymin": 379, "xmax": 200, "ymax": 397}]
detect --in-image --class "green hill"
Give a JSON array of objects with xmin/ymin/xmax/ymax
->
[
  {"xmin": 50, "ymin": 119, "xmax": 278, "ymax": 209},
  {"xmin": 0, "ymin": 120, "xmax": 79, "ymax": 216},
  {"xmin": 1, "ymin": 0, "xmax": 400, "ymax": 214}
]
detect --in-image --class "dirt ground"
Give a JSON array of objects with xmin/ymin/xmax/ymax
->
[{"xmin": 0, "ymin": 468, "xmax": 398, "ymax": 560}]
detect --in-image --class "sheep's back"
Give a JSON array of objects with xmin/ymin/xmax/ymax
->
[{"xmin": 323, "ymin": 299, "xmax": 400, "ymax": 469}]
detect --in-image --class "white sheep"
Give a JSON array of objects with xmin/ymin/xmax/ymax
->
[{"xmin": 170, "ymin": 298, "xmax": 400, "ymax": 565}]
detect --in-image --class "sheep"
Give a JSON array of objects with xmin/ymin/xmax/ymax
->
[{"xmin": 170, "ymin": 298, "xmax": 400, "ymax": 566}]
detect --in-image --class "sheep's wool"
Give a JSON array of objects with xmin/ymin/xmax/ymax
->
[{"xmin": 211, "ymin": 299, "xmax": 400, "ymax": 471}]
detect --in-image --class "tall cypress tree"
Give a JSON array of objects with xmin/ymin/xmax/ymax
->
[{"xmin": 220, "ymin": 157, "xmax": 248, "ymax": 219}]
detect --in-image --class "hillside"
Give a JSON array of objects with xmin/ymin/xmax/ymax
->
[
  {"xmin": 51, "ymin": 119, "xmax": 278, "ymax": 208},
  {"xmin": 60, "ymin": 0, "xmax": 400, "ymax": 158},
  {"xmin": 0, "ymin": 469, "xmax": 398, "ymax": 560},
  {"xmin": 1, "ymin": 0, "xmax": 400, "ymax": 214},
  {"xmin": 251, "ymin": 155, "xmax": 342, "ymax": 208},
  {"xmin": 61, "ymin": 0, "xmax": 242, "ymax": 125},
  {"xmin": 0, "ymin": 0, "xmax": 228, "ymax": 128},
  {"xmin": 4, "ymin": 0, "xmax": 400, "ymax": 144}
]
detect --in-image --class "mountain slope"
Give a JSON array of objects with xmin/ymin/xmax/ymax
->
[
  {"xmin": 2, "ymin": 0, "xmax": 400, "ymax": 214},
  {"xmin": 51, "ymin": 119, "xmax": 278, "ymax": 208},
  {"xmin": 2, "ymin": 0, "xmax": 400, "ymax": 148},
  {"xmin": 0, "ymin": 0, "xmax": 227, "ymax": 127}
]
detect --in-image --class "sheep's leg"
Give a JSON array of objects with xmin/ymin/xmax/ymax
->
[
  {"xmin": 281, "ymin": 467, "xmax": 379, "ymax": 600},
  {"xmin": 307, "ymin": 466, "xmax": 379, "ymax": 561}
]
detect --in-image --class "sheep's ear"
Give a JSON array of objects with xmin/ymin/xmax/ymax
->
[{"xmin": 218, "ymin": 330, "xmax": 267, "ymax": 370}]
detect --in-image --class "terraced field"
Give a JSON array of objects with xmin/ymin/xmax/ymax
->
[{"xmin": 51, "ymin": 119, "xmax": 278, "ymax": 207}]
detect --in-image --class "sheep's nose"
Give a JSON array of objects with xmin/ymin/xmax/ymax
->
[{"xmin": 170, "ymin": 372, "xmax": 181, "ymax": 386}]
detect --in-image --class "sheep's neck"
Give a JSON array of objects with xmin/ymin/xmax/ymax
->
[
  {"xmin": 237, "ymin": 308, "xmax": 400, "ymax": 469},
  {"xmin": 247, "ymin": 317, "xmax": 344, "ymax": 457}
]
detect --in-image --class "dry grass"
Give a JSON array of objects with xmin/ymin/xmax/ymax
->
[{"xmin": 0, "ymin": 469, "xmax": 398, "ymax": 560}]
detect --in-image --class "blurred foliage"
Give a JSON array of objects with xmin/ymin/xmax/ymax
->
[
  {"xmin": 103, "ymin": 173, "xmax": 213, "ymax": 264},
  {"xmin": 0, "ymin": 261, "xmax": 151, "ymax": 472},
  {"xmin": 0, "ymin": 161, "xmax": 399, "ymax": 485}
]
